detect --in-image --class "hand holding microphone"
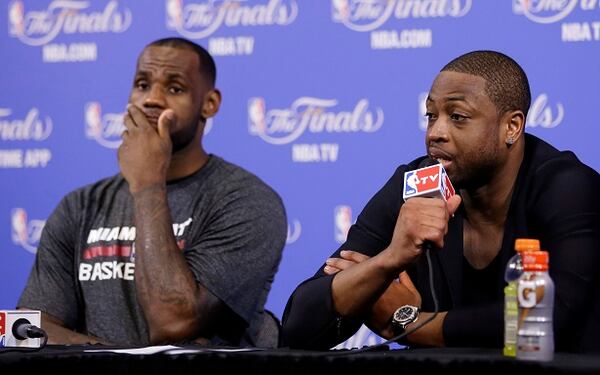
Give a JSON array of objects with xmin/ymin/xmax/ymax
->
[
  {"xmin": 338, "ymin": 159, "xmax": 461, "ymax": 352},
  {"xmin": 387, "ymin": 158, "xmax": 461, "ymax": 267},
  {"xmin": 372, "ymin": 159, "xmax": 459, "ymax": 348}
]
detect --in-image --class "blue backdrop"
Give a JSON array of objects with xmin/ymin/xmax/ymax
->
[{"xmin": 2, "ymin": 0, "xmax": 599, "ymax": 347}]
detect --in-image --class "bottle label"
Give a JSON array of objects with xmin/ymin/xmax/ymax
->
[
  {"xmin": 503, "ymin": 282, "xmax": 518, "ymax": 357},
  {"xmin": 516, "ymin": 271, "xmax": 554, "ymax": 361},
  {"xmin": 518, "ymin": 280, "xmax": 544, "ymax": 308},
  {"xmin": 518, "ymin": 335, "xmax": 541, "ymax": 352}
]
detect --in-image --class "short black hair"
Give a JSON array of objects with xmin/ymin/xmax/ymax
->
[
  {"xmin": 146, "ymin": 37, "xmax": 216, "ymax": 87},
  {"xmin": 441, "ymin": 51, "xmax": 531, "ymax": 117}
]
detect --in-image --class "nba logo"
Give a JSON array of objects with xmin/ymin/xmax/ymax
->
[
  {"xmin": 418, "ymin": 92, "xmax": 428, "ymax": 131},
  {"xmin": 442, "ymin": 174, "xmax": 455, "ymax": 200},
  {"xmin": 331, "ymin": 0, "xmax": 350, "ymax": 22},
  {"xmin": 248, "ymin": 97, "xmax": 266, "ymax": 135},
  {"xmin": 84, "ymin": 102, "xmax": 103, "ymax": 139},
  {"xmin": 512, "ymin": 0, "xmax": 525, "ymax": 13},
  {"xmin": 334, "ymin": 205, "xmax": 352, "ymax": 244},
  {"xmin": 404, "ymin": 171, "xmax": 418, "ymax": 197},
  {"xmin": 11, "ymin": 208, "xmax": 28, "ymax": 246},
  {"xmin": 11, "ymin": 208, "xmax": 45, "ymax": 254},
  {"xmin": 166, "ymin": 0, "xmax": 183, "ymax": 28},
  {"xmin": 8, "ymin": 1, "xmax": 24, "ymax": 36}
]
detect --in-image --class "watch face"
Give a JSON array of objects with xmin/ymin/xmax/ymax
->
[
  {"xmin": 393, "ymin": 305, "xmax": 418, "ymax": 328},
  {"xmin": 395, "ymin": 306, "xmax": 415, "ymax": 321}
]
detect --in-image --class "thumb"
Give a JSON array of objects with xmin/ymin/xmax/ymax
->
[
  {"xmin": 157, "ymin": 109, "xmax": 175, "ymax": 140},
  {"xmin": 446, "ymin": 194, "xmax": 462, "ymax": 216}
]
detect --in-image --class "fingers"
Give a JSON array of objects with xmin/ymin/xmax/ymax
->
[
  {"xmin": 125, "ymin": 104, "xmax": 170, "ymax": 133},
  {"xmin": 125, "ymin": 104, "xmax": 147, "ymax": 129},
  {"xmin": 392, "ymin": 196, "xmax": 459, "ymax": 258},
  {"xmin": 339, "ymin": 250, "xmax": 370, "ymax": 263},
  {"xmin": 123, "ymin": 111, "xmax": 136, "ymax": 133},
  {"xmin": 158, "ymin": 109, "xmax": 175, "ymax": 140},
  {"xmin": 324, "ymin": 257, "xmax": 355, "ymax": 274},
  {"xmin": 402, "ymin": 198, "xmax": 450, "ymax": 248},
  {"xmin": 323, "ymin": 250, "xmax": 370, "ymax": 275},
  {"xmin": 323, "ymin": 265, "xmax": 340, "ymax": 275},
  {"xmin": 122, "ymin": 106, "xmax": 141, "ymax": 144}
]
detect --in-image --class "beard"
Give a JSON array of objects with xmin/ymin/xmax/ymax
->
[
  {"xmin": 450, "ymin": 147, "xmax": 501, "ymax": 191},
  {"xmin": 170, "ymin": 114, "xmax": 204, "ymax": 153}
]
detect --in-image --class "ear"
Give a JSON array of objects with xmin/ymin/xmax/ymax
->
[
  {"xmin": 201, "ymin": 89, "xmax": 221, "ymax": 119},
  {"xmin": 502, "ymin": 110, "xmax": 525, "ymax": 146}
]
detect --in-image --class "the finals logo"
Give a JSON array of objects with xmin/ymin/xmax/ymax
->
[
  {"xmin": 331, "ymin": 0, "xmax": 472, "ymax": 49},
  {"xmin": 8, "ymin": 0, "xmax": 132, "ymax": 46},
  {"xmin": 165, "ymin": 0, "xmax": 298, "ymax": 56}
]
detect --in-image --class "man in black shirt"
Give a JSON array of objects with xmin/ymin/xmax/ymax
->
[{"xmin": 281, "ymin": 51, "xmax": 600, "ymax": 352}]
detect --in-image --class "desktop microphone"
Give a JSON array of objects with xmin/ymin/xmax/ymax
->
[{"xmin": 0, "ymin": 310, "xmax": 46, "ymax": 348}]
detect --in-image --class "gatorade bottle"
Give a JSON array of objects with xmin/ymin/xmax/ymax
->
[
  {"xmin": 503, "ymin": 238, "xmax": 540, "ymax": 357},
  {"xmin": 516, "ymin": 250, "xmax": 555, "ymax": 361}
]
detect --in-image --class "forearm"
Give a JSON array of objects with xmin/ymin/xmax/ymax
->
[
  {"xmin": 132, "ymin": 183, "xmax": 201, "ymax": 343},
  {"xmin": 331, "ymin": 248, "xmax": 400, "ymax": 317},
  {"xmin": 366, "ymin": 309, "xmax": 446, "ymax": 346},
  {"xmin": 405, "ymin": 311, "xmax": 446, "ymax": 347},
  {"xmin": 41, "ymin": 313, "xmax": 108, "ymax": 345},
  {"xmin": 282, "ymin": 276, "xmax": 363, "ymax": 350}
]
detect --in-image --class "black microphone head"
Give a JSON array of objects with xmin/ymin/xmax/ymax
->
[
  {"xmin": 12, "ymin": 318, "xmax": 32, "ymax": 340},
  {"xmin": 417, "ymin": 157, "xmax": 439, "ymax": 169}
]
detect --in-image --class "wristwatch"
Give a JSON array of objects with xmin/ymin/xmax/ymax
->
[{"xmin": 391, "ymin": 305, "xmax": 419, "ymax": 334}]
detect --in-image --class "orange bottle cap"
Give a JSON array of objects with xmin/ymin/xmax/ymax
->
[{"xmin": 515, "ymin": 238, "xmax": 541, "ymax": 252}]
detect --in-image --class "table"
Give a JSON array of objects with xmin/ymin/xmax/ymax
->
[{"xmin": 1, "ymin": 345, "xmax": 598, "ymax": 374}]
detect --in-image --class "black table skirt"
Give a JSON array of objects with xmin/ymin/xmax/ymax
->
[{"xmin": 1, "ymin": 346, "xmax": 598, "ymax": 374}]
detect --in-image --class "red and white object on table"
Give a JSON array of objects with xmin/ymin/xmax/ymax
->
[
  {"xmin": 403, "ymin": 163, "xmax": 455, "ymax": 202},
  {"xmin": 0, "ymin": 310, "xmax": 42, "ymax": 348}
]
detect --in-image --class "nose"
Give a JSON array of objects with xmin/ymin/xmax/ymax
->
[
  {"xmin": 426, "ymin": 116, "xmax": 449, "ymax": 144},
  {"xmin": 143, "ymin": 85, "xmax": 166, "ymax": 109}
]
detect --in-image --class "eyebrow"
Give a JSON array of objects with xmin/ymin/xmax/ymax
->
[
  {"xmin": 133, "ymin": 69, "xmax": 187, "ymax": 81},
  {"xmin": 166, "ymin": 72, "xmax": 187, "ymax": 81},
  {"xmin": 445, "ymin": 95, "xmax": 466, "ymax": 102},
  {"xmin": 426, "ymin": 95, "xmax": 467, "ymax": 103}
]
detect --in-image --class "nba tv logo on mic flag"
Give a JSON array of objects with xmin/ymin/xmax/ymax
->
[{"xmin": 403, "ymin": 164, "xmax": 455, "ymax": 202}]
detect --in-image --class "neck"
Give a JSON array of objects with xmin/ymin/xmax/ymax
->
[
  {"xmin": 166, "ymin": 129, "xmax": 209, "ymax": 182},
  {"xmin": 461, "ymin": 142, "xmax": 524, "ymax": 227}
]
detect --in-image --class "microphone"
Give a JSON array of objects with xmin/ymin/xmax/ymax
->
[
  {"xmin": 0, "ymin": 310, "xmax": 47, "ymax": 348},
  {"xmin": 403, "ymin": 157, "xmax": 455, "ymax": 202},
  {"xmin": 403, "ymin": 157, "xmax": 456, "ymax": 252}
]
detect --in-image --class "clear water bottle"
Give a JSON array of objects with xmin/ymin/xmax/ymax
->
[
  {"xmin": 503, "ymin": 239, "xmax": 540, "ymax": 357},
  {"xmin": 516, "ymin": 250, "xmax": 554, "ymax": 362}
]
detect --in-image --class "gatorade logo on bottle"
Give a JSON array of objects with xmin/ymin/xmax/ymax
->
[{"xmin": 518, "ymin": 279, "xmax": 543, "ymax": 308}]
